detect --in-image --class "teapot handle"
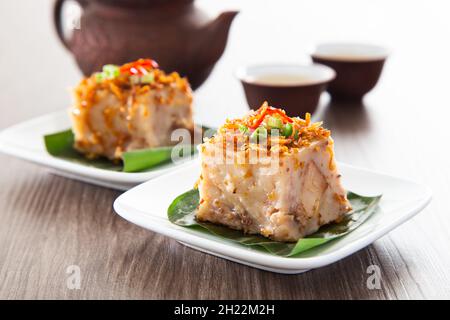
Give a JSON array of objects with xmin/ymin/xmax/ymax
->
[
  {"xmin": 53, "ymin": 0, "xmax": 87, "ymax": 50},
  {"xmin": 53, "ymin": 0, "xmax": 71, "ymax": 50}
]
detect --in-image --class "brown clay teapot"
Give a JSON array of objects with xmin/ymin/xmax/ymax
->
[{"xmin": 53, "ymin": 0, "xmax": 238, "ymax": 89}]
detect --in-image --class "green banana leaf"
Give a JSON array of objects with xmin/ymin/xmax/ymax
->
[
  {"xmin": 168, "ymin": 189, "xmax": 381, "ymax": 257},
  {"xmin": 44, "ymin": 127, "xmax": 214, "ymax": 173}
]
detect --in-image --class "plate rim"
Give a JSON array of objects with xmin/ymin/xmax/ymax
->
[
  {"xmin": 0, "ymin": 110, "xmax": 198, "ymax": 184},
  {"xmin": 113, "ymin": 162, "xmax": 432, "ymax": 271}
]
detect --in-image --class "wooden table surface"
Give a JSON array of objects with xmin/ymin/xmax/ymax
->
[{"xmin": 1, "ymin": 0, "xmax": 449, "ymax": 299}]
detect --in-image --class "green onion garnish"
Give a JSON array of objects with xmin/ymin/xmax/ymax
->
[
  {"xmin": 95, "ymin": 72, "xmax": 105, "ymax": 83},
  {"xmin": 282, "ymin": 123, "xmax": 293, "ymax": 137},
  {"xmin": 102, "ymin": 64, "xmax": 120, "ymax": 79},
  {"xmin": 266, "ymin": 116, "xmax": 283, "ymax": 129},
  {"xmin": 141, "ymin": 73, "xmax": 155, "ymax": 84},
  {"xmin": 250, "ymin": 126, "xmax": 267, "ymax": 142},
  {"xmin": 239, "ymin": 124, "xmax": 249, "ymax": 134}
]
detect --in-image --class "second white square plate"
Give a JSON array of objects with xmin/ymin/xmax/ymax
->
[
  {"xmin": 0, "ymin": 111, "xmax": 198, "ymax": 190},
  {"xmin": 113, "ymin": 160, "xmax": 432, "ymax": 274}
]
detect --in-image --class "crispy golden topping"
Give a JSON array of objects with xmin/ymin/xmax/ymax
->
[
  {"xmin": 212, "ymin": 102, "xmax": 331, "ymax": 153},
  {"xmin": 74, "ymin": 58, "xmax": 191, "ymax": 110}
]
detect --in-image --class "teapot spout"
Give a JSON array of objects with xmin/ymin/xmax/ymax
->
[{"xmin": 201, "ymin": 11, "xmax": 238, "ymax": 66}]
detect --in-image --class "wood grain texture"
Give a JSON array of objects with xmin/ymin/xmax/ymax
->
[{"xmin": 1, "ymin": 0, "xmax": 450, "ymax": 299}]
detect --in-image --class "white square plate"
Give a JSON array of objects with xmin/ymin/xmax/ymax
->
[
  {"xmin": 0, "ymin": 111, "xmax": 197, "ymax": 190},
  {"xmin": 113, "ymin": 160, "xmax": 432, "ymax": 274}
]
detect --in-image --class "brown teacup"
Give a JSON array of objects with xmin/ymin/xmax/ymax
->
[
  {"xmin": 311, "ymin": 43, "xmax": 389, "ymax": 101},
  {"xmin": 236, "ymin": 64, "xmax": 335, "ymax": 116}
]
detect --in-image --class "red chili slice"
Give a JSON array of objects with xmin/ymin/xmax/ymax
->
[
  {"xmin": 120, "ymin": 59, "xmax": 159, "ymax": 75},
  {"xmin": 248, "ymin": 106, "xmax": 292, "ymax": 130},
  {"xmin": 249, "ymin": 106, "xmax": 269, "ymax": 129}
]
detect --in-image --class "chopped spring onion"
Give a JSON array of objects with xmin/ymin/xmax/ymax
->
[
  {"xmin": 94, "ymin": 64, "xmax": 120, "ymax": 83},
  {"xmin": 102, "ymin": 64, "xmax": 120, "ymax": 79},
  {"xmin": 282, "ymin": 123, "xmax": 293, "ymax": 137},
  {"xmin": 238, "ymin": 124, "xmax": 249, "ymax": 134},
  {"xmin": 266, "ymin": 116, "xmax": 283, "ymax": 129},
  {"xmin": 141, "ymin": 73, "xmax": 155, "ymax": 84},
  {"xmin": 129, "ymin": 73, "xmax": 155, "ymax": 85},
  {"xmin": 95, "ymin": 72, "xmax": 105, "ymax": 83},
  {"xmin": 250, "ymin": 126, "xmax": 267, "ymax": 142}
]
